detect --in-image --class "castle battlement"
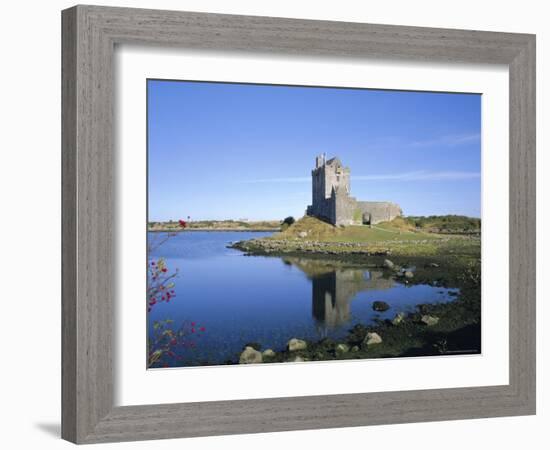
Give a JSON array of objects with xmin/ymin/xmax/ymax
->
[{"xmin": 306, "ymin": 154, "xmax": 402, "ymax": 226}]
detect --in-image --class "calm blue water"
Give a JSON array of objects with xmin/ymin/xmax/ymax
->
[{"xmin": 147, "ymin": 231, "xmax": 458, "ymax": 367}]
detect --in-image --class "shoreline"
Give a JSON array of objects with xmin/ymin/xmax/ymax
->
[
  {"xmin": 157, "ymin": 250, "xmax": 481, "ymax": 368},
  {"xmin": 148, "ymin": 228, "xmax": 280, "ymax": 232},
  {"xmin": 148, "ymin": 216, "xmax": 481, "ymax": 368},
  {"xmin": 164, "ymin": 275, "xmax": 481, "ymax": 367}
]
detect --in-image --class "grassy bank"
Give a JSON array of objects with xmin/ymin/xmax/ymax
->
[{"xmin": 230, "ymin": 216, "xmax": 480, "ymax": 259}]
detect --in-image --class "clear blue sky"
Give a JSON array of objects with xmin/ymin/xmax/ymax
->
[{"xmin": 148, "ymin": 80, "xmax": 481, "ymax": 221}]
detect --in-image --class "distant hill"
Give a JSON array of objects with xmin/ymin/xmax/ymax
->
[{"xmin": 148, "ymin": 219, "xmax": 281, "ymax": 232}]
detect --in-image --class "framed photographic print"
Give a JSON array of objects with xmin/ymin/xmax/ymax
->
[{"xmin": 62, "ymin": 5, "xmax": 536, "ymax": 444}]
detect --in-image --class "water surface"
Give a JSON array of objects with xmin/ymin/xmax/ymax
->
[{"xmin": 148, "ymin": 231, "xmax": 458, "ymax": 366}]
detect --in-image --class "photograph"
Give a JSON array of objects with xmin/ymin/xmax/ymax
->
[{"xmin": 146, "ymin": 80, "xmax": 482, "ymax": 368}]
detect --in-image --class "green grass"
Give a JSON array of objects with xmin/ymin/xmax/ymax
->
[
  {"xmin": 275, "ymin": 216, "xmax": 441, "ymax": 243},
  {"xmin": 234, "ymin": 215, "xmax": 480, "ymax": 259},
  {"xmin": 405, "ymin": 215, "xmax": 481, "ymax": 233},
  {"xmin": 326, "ymin": 225, "xmax": 440, "ymax": 243}
]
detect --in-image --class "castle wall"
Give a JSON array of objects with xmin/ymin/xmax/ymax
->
[
  {"xmin": 334, "ymin": 191, "xmax": 356, "ymax": 226},
  {"xmin": 356, "ymin": 201, "xmax": 402, "ymax": 224}
]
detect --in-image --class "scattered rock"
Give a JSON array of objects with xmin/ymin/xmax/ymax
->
[
  {"xmin": 404, "ymin": 271, "xmax": 414, "ymax": 279},
  {"xmin": 421, "ymin": 315, "xmax": 440, "ymax": 326},
  {"xmin": 288, "ymin": 338, "xmax": 308, "ymax": 352},
  {"xmin": 289, "ymin": 355, "xmax": 306, "ymax": 363},
  {"xmin": 350, "ymin": 345, "xmax": 360, "ymax": 352},
  {"xmin": 363, "ymin": 332, "xmax": 383, "ymax": 346},
  {"xmin": 262, "ymin": 349, "xmax": 275, "ymax": 357},
  {"xmin": 383, "ymin": 259, "xmax": 395, "ymax": 269},
  {"xmin": 239, "ymin": 346, "xmax": 263, "ymax": 364},
  {"xmin": 392, "ymin": 312, "xmax": 406, "ymax": 326},
  {"xmin": 427, "ymin": 262, "xmax": 440, "ymax": 268},
  {"xmin": 298, "ymin": 231, "xmax": 308, "ymax": 238},
  {"xmin": 372, "ymin": 301, "xmax": 390, "ymax": 312},
  {"xmin": 335, "ymin": 343, "xmax": 350, "ymax": 354}
]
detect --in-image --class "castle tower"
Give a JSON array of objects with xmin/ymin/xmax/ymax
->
[
  {"xmin": 307, "ymin": 154, "xmax": 402, "ymax": 226},
  {"xmin": 308, "ymin": 155, "xmax": 351, "ymax": 223}
]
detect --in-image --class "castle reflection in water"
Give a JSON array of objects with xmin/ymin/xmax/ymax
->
[{"xmin": 283, "ymin": 258, "xmax": 396, "ymax": 333}]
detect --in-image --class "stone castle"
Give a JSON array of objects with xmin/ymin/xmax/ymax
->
[{"xmin": 306, "ymin": 154, "xmax": 402, "ymax": 226}]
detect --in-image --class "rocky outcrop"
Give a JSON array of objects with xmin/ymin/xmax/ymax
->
[
  {"xmin": 392, "ymin": 312, "xmax": 406, "ymax": 325},
  {"xmin": 239, "ymin": 346, "xmax": 263, "ymax": 364},
  {"xmin": 230, "ymin": 238, "xmax": 395, "ymax": 256},
  {"xmin": 363, "ymin": 332, "xmax": 383, "ymax": 346},
  {"xmin": 287, "ymin": 338, "xmax": 308, "ymax": 352},
  {"xmin": 421, "ymin": 315, "xmax": 440, "ymax": 326},
  {"xmin": 372, "ymin": 301, "xmax": 390, "ymax": 312},
  {"xmin": 335, "ymin": 343, "xmax": 350, "ymax": 355}
]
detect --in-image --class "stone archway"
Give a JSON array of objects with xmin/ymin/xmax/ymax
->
[{"xmin": 362, "ymin": 212, "xmax": 371, "ymax": 225}]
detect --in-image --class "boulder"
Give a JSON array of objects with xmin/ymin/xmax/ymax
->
[
  {"xmin": 421, "ymin": 315, "xmax": 440, "ymax": 326},
  {"xmin": 262, "ymin": 349, "xmax": 275, "ymax": 358},
  {"xmin": 372, "ymin": 301, "xmax": 390, "ymax": 312},
  {"xmin": 383, "ymin": 259, "xmax": 395, "ymax": 269},
  {"xmin": 427, "ymin": 262, "xmax": 440, "ymax": 268},
  {"xmin": 298, "ymin": 231, "xmax": 308, "ymax": 238},
  {"xmin": 335, "ymin": 343, "xmax": 350, "ymax": 355},
  {"xmin": 289, "ymin": 355, "xmax": 306, "ymax": 363},
  {"xmin": 363, "ymin": 332, "xmax": 383, "ymax": 346},
  {"xmin": 404, "ymin": 271, "xmax": 414, "ymax": 279},
  {"xmin": 392, "ymin": 312, "xmax": 406, "ymax": 326},
  {"xmin": 239, "ymin": 346, "xmax": 263, "ymax": 364},
  {"xmin": 288, "ymin": 338, "xmax": 307, "ymax": 352},
  {"xmin": 350, "ymin": 345, "xmax": 360, "ymax": 353}
]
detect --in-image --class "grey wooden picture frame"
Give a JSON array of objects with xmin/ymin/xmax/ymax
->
[{"xmin": 62, "ymin": 4, "xmax": 536, "ymax": 444}]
